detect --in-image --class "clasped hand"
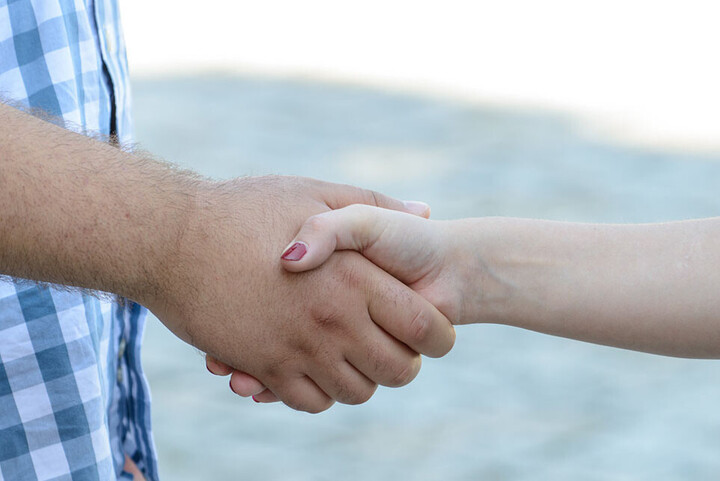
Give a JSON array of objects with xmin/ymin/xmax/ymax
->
[
  {"xmin": 146, "ymin": 176, "xmax": 455, "ymax": 414},
  {"xmin": 204, "ymin": 194, "xmax": 469, "ymax": 410}
]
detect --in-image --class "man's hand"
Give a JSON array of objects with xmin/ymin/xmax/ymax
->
[
  {"xmin": 147, "ymin": 176, "xmax": 455, "ymax": 413},
  {"xmin": 0, "ymin": 103, "xmax": 454, "ymax": 414}
]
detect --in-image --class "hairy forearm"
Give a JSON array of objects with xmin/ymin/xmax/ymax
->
[
  {"xmin": 470, "ymin": 217, "xmax": 720, "ymax": 357},
  {"xmin": 0, "ymin": 101, "xmax": 201, "ymax": 304}
]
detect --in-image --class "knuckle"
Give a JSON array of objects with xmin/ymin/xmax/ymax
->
[
  {"xmin": 346, "ymin": 384, "xmax": 377, "ymax": 405},
  {"xmin": 366, "ymin": 342, "xmax": 391, "ymax": 373},
  {"xmin": 364, "ymin": 342, "xmax": 416, "ymax": 388},
  {"xmin": 296, "ymin": 398, "xmax": 334, "ymax": 414},
  {"xmin": 387, "ymin": 356, "xmax": 420, "ymax": 387},
  {"xmin": 362, "ymin": 189, "xmax": 384, "ymax": 208},
  {"xmin": 407, "ymin": 309, "xmax": 431, "ymax": 346},
  {"xmin": 310, "ymin": 306, "xmax": 345, "ymax": 333},
  {"xmin": 336, "ymin": 380, "xmax": 376, "ymax": 405},
  {"xmin": 336, "ymin": 257, "xmax": 365, "ymax": 290},
  {"xmin": 303, "ymin": 214, "xmax": 327, "ymax": 233},
  {"xmin": 330, "ymin": 381, "xmax": 355, "ymax": 405}
]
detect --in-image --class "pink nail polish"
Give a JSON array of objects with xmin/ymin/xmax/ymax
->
[
  {"xmin": 281, "ymin": 242, "xmax": 307, "ymax": 261},
  {"xmin": 252, "ymin": 395, "xmax": 260, "ymax": 403}
]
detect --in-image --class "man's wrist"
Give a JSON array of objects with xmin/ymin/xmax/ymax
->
[{"xmin": 131, "ymin": 174, "xmax": 213, "ymax": 310}]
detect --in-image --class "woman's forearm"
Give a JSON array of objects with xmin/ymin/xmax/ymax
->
[{"xmin": 471, "ymin": 217, "xmax": 720, "ymax": 358}]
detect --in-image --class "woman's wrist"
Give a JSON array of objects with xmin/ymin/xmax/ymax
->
[
  {"xmin": 453, "ymin": 217, "xmax": 554, "ymax": 327},
  {"xmin": 439, "ymin": 217, "xmax": 514, "ymax": 325}
]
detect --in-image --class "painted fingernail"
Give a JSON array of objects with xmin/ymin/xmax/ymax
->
[
  {"xmin": 403, "ymin": 200, "xmax": 430, "ymax": 216},
  {"xmin": 281, "ymin": 242, "xmax": 307, "ymax": 261},
  {"xmin": 252, "ymin": 395, "xmax": 260, "ymax": 403}
]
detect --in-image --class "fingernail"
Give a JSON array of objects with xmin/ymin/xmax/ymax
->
[
  {"xmin": 229, "ymin": 379, "xmax": 237, "ymax": 395},
  {"xmin": 281, "ymin": 242, "xmax": 307, "ymax": 261},
  {"xmin": 403, "ymin": 200, "xmax": 430, "ymax": 216},
  {"xmin": 252, "ymin": 395, "xmax": 260, "ymax": 403},
  {"xmin": 207, "ymin": 364, "xmax": 215, "ymax": 375}
]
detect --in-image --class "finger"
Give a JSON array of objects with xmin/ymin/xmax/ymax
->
[
  {"xmin": 280, "ymin": 205, "xmax": 388, "ymax": 272},
  {"xmin": 252, "ymin": 388, "xmax": 280, "ymax": 403},
  {"xmin": 229, "ymin": 371, "xmax": 267, "ymax": 397},
  {"xmin": 266, "ymin": 376, "xmax": 335, "ymax": 414},
  {"xmin": 307, "ymin": 359, "xmax": 378, "ymax": 405},
  {"xmin": 206, "ymin": 355, "xmax": 233, "ymax": 376},
  {"xmin": 343, "ymin": 314, "xmax": 423, "ymax": 388},
  {"xmin": 321, "ymin": 181, "xmax": 430, "ymax": 218},
  {"xmin": 367, "ymin": 270, "xmax": 456, "ymax": 358}
]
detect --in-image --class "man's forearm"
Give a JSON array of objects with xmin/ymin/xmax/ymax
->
[
  {"xmin": 473, "ymin": 217, "xmax": 720, "ymax": 357},
  {"xmin": 0, "ymin": 101, "xmax": 198, "ymax": 303}
]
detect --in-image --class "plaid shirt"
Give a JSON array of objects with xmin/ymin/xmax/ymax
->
[{"xmin": 0, "ymin": 1, "xmax": 158, "ymax": 480}]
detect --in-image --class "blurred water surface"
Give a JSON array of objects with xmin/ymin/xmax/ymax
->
[{"xmin": 132, "ymin": 75, "xmax": 720, "ymax": 481}]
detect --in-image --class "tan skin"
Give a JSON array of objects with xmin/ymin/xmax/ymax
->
[{"xmin": 124, "ymin": 457, "xmax": 145, "ymax": 481}]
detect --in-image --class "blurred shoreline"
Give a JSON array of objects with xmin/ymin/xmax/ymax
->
[{"xmin": 134, "ymin": 69, "xmax": 720, "ymax": 159}]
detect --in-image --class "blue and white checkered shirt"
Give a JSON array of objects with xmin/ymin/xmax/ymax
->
[{"xmin": 0, "ymin": 1, "xmax": 158, "ymax": 480}]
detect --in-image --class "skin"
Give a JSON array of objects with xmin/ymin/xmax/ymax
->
[
  {"xmin": 0, "ymin": 102, "xmax": 456, "ymax": 413},
  {"xmin": 124, "ymin": 457, "xmax": 145, "ymax": 481},
  {"xmin": 217, "ymin": 205, "xmax": 720, "ymax": 401}
]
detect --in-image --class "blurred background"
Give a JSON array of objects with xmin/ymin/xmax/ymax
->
[{"xmin": 121, "ymin": 1, "xmax": 720, "ymax": 479}]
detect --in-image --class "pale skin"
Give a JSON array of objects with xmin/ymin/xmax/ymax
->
[
  {"xmin": 0, "ymin": 102, "xmax": 457, "ymax": 415},
  {"xmin": 216, "ymin": 204, "xmax": 720, "ymax": 402}
]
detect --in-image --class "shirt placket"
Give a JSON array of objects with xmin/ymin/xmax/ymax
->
[{"xmin": 93, "ymin": 0, "xmax": 121, "ymax": 138}]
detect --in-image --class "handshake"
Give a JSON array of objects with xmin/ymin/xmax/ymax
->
[
  {"xmin": 150, "ymin": 175, "xmax": 462, "ymax": 413},
  {"xmin": 146, "ymin": 175, "xmax": 720, "ymax": 414}
]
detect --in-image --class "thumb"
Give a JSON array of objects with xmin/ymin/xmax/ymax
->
[{"xmin": 280, "ymin": 204, "xmax": 392, "ymax": 273}]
